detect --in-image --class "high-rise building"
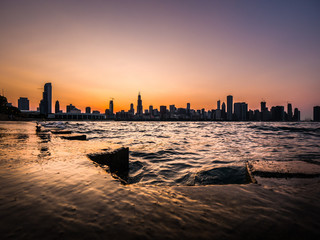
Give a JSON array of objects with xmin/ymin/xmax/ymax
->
[
  {"xmin": 18, "ymin": 97, "xmax": 29, "ymax": 110},
  {"xmin": 234, "ymin": 102, "xmax": 248, "ymax": 121},
  {"xmin": 293, "ymin": 108, "xmax": 300, "ymax": 121},
  {"xmin": 85, "ymin": 107, "xmax": 91, "ymax": 114},
  {"xmin": 217, "ymin": 100, "xmax": 221, "ymax": 110},
  {"xmin": 287, "ymin": 103, "xmax": 293, "ymax": 121},
  {"xmin": 109, "ymin": 100, "xmax": 114, "ymax": 115},
  {"xmin": 160, "ymin": 105, "xmax": 167, "ymax": 119},
  {"xmin": 227, "ymin": 95, "xmax": 233, "ymax": 120},
  {"xmin": 149, "ymin": 105, "xmax": 153, "ymax": 116},
  {"xmin": 314, "ymin": 106, "xmax": 320, "ymax": 122},
  {"xmin": 271, "ymin": 106, "xmax": 285, "ymax": 121},
  {"xmin": 186, "ymin": 103, "xmax": 190, "ymax": 116},
  {"xmin": 129, "ymin": 103, "xmax": 134, "ymax": 115},
  {"xmin": 55, "ymin": 100, "xmax": 60, "ymax": 113},
  {"xmin": 261, "ymin": 101, "xmax": 266, "ymax": 112},
  {"xmin": 66, "ymin": 104, "xmax": 80, "ymax": 113},
  {"xmin": 39, "ymin": 83, "xmax": 52, "ymax": 114},
  {"xmin": 137, "ymin": 93, "xmax": 143, "ymax": 116},
  {"xmin": 169, "ymin": 105, "xmax": 176, "ymax": 113}
]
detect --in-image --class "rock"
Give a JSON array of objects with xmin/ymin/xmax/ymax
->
[
  {"xmin": 61, "ymin": 135, "xmax": 86, "ymax": 140},
  {"xmin": 51, "ymin": 130, "xmax": 72, "ymax": 134},
  {"xmin": 88, "ymin": 147, "xmax": 129, "ymax": 182}
]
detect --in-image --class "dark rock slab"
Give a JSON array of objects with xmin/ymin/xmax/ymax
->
[
  {"xmin": 61, "ymin": 135, "xmax": 86, "ymax": 140},
  {"xmin": 51, "ymin": 130, "xmax": 72, "ymax": 134},
  {"xmin": 88, "ymin": 147, "xmax": 129, "ymax": 182}
]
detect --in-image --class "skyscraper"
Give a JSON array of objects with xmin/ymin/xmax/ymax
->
[
  {"xmin": 217, "ymin": 100, "xmax": 220, "ymax": 110},
  {"xmin": 314, "ymin": 106, "xmax": 320, "ymax": 122},
  {"xmin": 137, "ymin": 92, "xmax": 143, "ymax": 116},
  {"xmin": 261, "ymin": 101, "xmax": 266, "ymax": 112},
  {"xmin": 293, "ymin": 108, "xmax": 300, "ymax": 121},
  {"xmin": 18, "ymin": 97, "xmax": 29, "ymax": 110},
  {"xmin": 39, "ymin": 83, "xmax": 52, "ymax": 114},
  {"xmin": 227, "ymin": 95, "xmax": 233, "ymax": 120},
  {"xmin": 149, "ymin": 105, "xmax": 153, "ymax": 116},
  {"xmin": 55, "ymin": 100, "xmax": 60, "ymax": 113},
  {"xmin": 234, "ymin": 102, "xmax": 248, "ymax": 121},
  {"xmin": 86, "ymin": 107, "xmax": 91, "ymax": 114},
  {"xmin": 109, "ymin": 99, "xmax": 114, "ymax": 115},
  {"xmin": 129, "ymin": 103, "xmax": 134, "ymax": 115},
  {"xmin": 287, "ymin": 103, "xmax": 293, "ymax": 121}
]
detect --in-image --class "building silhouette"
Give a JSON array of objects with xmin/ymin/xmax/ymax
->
[
  {"xmin": 85, "ymin": 107, "xmax": 91, "ymax": 114},
  {"xmin": 227, "ymin": 95, "xmax": 233, "ymax": 120},
  {"xmin": 18, "ymin": 97, "xmax": 29, "ymax": 110},
  {"xmin": 39, "ymin": 83, "xmax": 52, "ymax": 114},
  {"xmin": 234, "ymin": 102, "xmax": 248, "ymax": 121},
  {"xmin": 293, "ymin": 108, "xmax": 300, "ymax": 121},
  {"xmin": 271, "ymin": 106, "xmax": 285, "ymax": 121},
  {"xmin": 55, "ymin": 100, "xmax": 60, "ymax": 113},
  {"xmin": 109, "ymin": 99, "xmax": 114, "ymax": 116},
  {"xmin": 314, "ymin": 106, "xmax": 320, "ymax": 121},
  {"xmin": 287, "ymin": 103, "xmax": 293, "ymax": 121},
  {"xmin": 137, "ymin": 93, "xmax": 143, "ymax": 116}
]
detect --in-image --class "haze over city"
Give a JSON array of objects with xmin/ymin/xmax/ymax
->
[{"xmin": 1, "ymin": 0, "xmax": 319, "ymax": 119}]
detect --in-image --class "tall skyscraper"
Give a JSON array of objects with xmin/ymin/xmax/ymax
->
[
  {"xmin": 261, "ymin": 101, "xmax": 266, "ymax": 112},
  {"xmin": 109, "ymin": 99, "xmax": 114, "ymax": 115},
  {"xmin": 234, "ymin": 102, "xmax": 248, "ymax": 121},
  {"xmin": 137, "ymin": 92, "xmax": 143, "ymax": 116},
  {"xmin": 55, "ymin": 100, "xmax": 60, "ymax": 113},
  {"xmin": 18, "ymin": 97, "xmax": 29, "ymax": 110},
  {"xmin": 217, "ymin": 100, "xmax": 220, "ymax": 110},
  {"xmin": 287, "ymin": 103, "xmax": 293, "ymax": 121},
  {"xmin": 314, "ymin": 106, "xmax": 320, "ymax": 122},
  {"xmin": 293, "ymin": 108, "xmax": 300, "ymax": 121},
  {"xmin": 129, "ymin": 103, "xmax": 134, "ymax": 115},
  {"xmin": 227, "ymin": 95, "xmax": 233, "ymax": 120},
  {"xmin": 39, "ymin": 83, "xmax": 52, "ymax": 114},
  {"xmin": 149, "ymin": 105, "xmax": 153, "ymax": 116},
  {"xmin": 86, "ymin": 107, "xmax": 91, "ymax": 114}
]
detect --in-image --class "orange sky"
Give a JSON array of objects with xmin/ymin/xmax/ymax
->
[{"xmin": 0, "ymin": 0, "xmax": 319, "ymax": 119}]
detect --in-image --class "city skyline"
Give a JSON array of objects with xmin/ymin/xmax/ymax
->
[
  {"xmin": 9, "ymin": 82, "xmax": 320, "ymax": 121},
  {"xmin": 1, "ymin": 1, "xmax": 320, "ymax": 119}
]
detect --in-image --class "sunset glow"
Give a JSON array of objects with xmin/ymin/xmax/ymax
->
[{"xmin": 0, "ymin": 0, "xmax": 319, "ymax": 118}]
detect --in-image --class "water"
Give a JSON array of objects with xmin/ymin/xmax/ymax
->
[{"xmin": 0, "ymin": 121, "xmax": 320, "ymax": 239}]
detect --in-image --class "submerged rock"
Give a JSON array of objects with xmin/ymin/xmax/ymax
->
[
  {"xmin": 51, "ymin": 130, "xmax": 72, "ymax": 134},
  {"xmin": 61, "ymin": 135, "xmax": 86, "ymax": 140},
  {"xmin": 88, "ymin": 147, "xmax": 129, "ymax": 182}
]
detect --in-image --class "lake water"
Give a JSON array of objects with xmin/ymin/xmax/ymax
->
[{"xmin": 0, "ymin": 121, "xmax": 319, "ymax": 239}]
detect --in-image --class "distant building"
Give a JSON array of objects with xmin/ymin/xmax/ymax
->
[
  {"xmin": 217, "ymin": 100, "xmax": 220, "ymax": 110},
  {"xmin": 169, "ymin": 105, "xmax": 176, "ymax": 113},
  {"xmin": 187, "ymin": 103, "xmax": 191, "ymax": 116},
  {"xmin": 287, "ymin": 103, "xmax": 293, "ymax": 121},
  {"xmin": 39, "ymin": 83, "xmax": 52, "ymax": 114},
  {"xmin": 314, "ymin": 106, "xmax": 320, "ymax": 122},
  {"xmin": 293, "ymin": 108, "xmax": 300, "ymax": 121},
  {"xmin": 67, "ymin": 104, "xmax": 81, "ymax": 113},
  {"xmin": 271, "ymin": 106, "xmax": 285, "ymax": 121},
  {"xmin": 129, "ymin": 103, "xmax": 134, "ymax": 115},
  {"xmin": 92, "ymin": 110, "xmax": 100, "ymax": 114},
  {"xmin": 55, "ymin": 100, "xmax": 60, "ymax": 113},
  {"xmin": 227, "ymin": 95, "xmax": 233, "ymax": 120},
  {"xmin": 261, "ymin": 101, "xmax": 266, "ymax": 112},
  {"xmin": 234, "ymin": 102, "xmax": 248, "ymax": 121},
  {"xmin": 85, "ymin": 107, "xmax": 91, "ymax": 114},
  {"xmin": 18, "ymin": 97, "xmax": 29, "ymax": 110},
  {"xmin": 160, "ymin": 106, "xmax": 167, "ymax": 119},
  {"xmin": 149, "ymin": 105, "xmax": 153, "ymax": 116},
  {"xmin": 137, "ymin": 93, "xmax": 143, "ymax": 116},
  {"xmin": 109, "ymin": 100, "xmax": 114, "ymax": 115}
]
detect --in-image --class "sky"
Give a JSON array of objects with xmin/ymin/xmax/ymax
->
[{"xmin": 0, "ymin": 0, "xmax": 319, "ymax": 119}]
